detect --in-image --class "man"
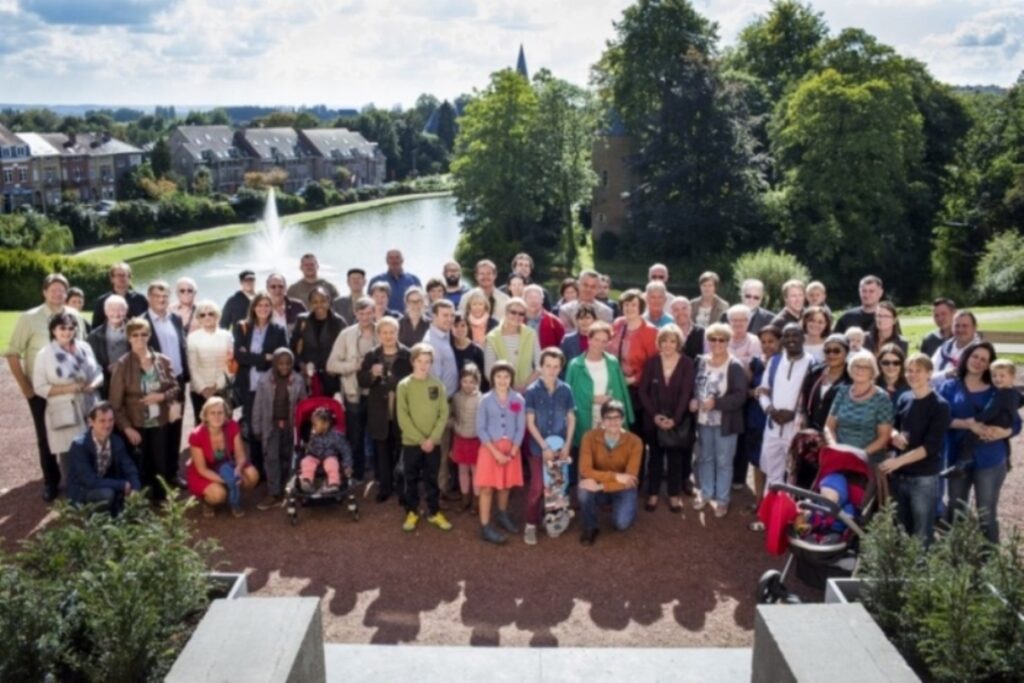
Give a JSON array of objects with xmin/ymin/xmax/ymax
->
[
  {"xmin": 524, "ymin": 284, "xmax": 565, "ymax": 349},
  {"xmin": 92, "ymin": 262, "xmax": 148, "ymax": 328},
  {"xmin": 287, "ymin": 253, "xmax": 340, "ymax": 303},
  {"xmin": 459, "ymin": 259, "xmax": 510, "ymax": 320},
  {"xmin": 559, "ymin": 303, "xmax": 596, "ymax": 374},
  {"xmin": 931, "ymin": 310, "xmax": 981, "ymax": 383},
  {"xmin": 920, "ymin": 298, "xmax": 956, "ymax": 358},
  {"xmin": 87, "ymin": 294, "xmax": 129, "ymax": 399},
  {"xmin": 423, "ymin": 299, "xmax": 460, "ymax": 503},
  {"xmin": 770, "ymin": 280, "xmax": 807, "ymax": 328},
  {"xmin": 220, "ymin": 270, "xmax": 257, "ymax": 330},
  {"xmin": 369, "ymin": 249, "xmax": 421, "ymax": 312},
  {"xmin": 730, "ymin": 279, "xmax": 775, "ymax": 334},
  {"xmin": 441, "ymin": 260, "xmax": 468, "ymax": 308},
  {"xmin": 266, "ymin": 273, "xmax": 307, "ymax": 340},
  {"xmin": 596, "ymin": 274, "xmax": 621, "ymax": 318},
  {"xmin": 557, "ymin": 270, "xmax": 613, "ymax": 332},
  {"xmin": 369, "ymin": 281, "xmax": 403, "ymax": 321},
  {"xmin": 577, "ymin": 400, "xmax": 642, "ymax": 546},
  {"xmin": 757, "ymin": 324, "xmax": 814, "ymax": 489},
  {"xmin": 143, "ymin": 281, "xmax": 189, "ymax": 470},
  {"xmin": 5, "ymin": 273, "xmax": 86, "ymax": 500},
  {"xmin": 647, "ymin": 263, "xmax": 674, "ymax": 297},
  {"xmin": 835, "ymin": 275, "xmax": 884, "ymax": 334},
  {"xmin": 66, "ymin": 401, "xmax": 141, "ymax": 516},
  {"xmin": 502, "ymin": 252, "xmax": 553, "ymax": 310},
  {"xmin": 331, "ymin": 268, "xmax": 366, "ymax": 325},
  {"xmin": 327, "ymin": 297, "xmax": 378, "ymax": 481},
  {"xmin": 643, "ymin": 281, "xmax": 673, "ymax": 328},
  {"xmin": 670, "ymin": 297, "xmax": 705, "ymax": 360}
]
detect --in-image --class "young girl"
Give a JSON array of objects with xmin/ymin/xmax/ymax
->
[
  {"xmin": 450, "ymin": 364, "xmax": 483, "ymax": 512},
  {"xmin": 301, "ymin": 406, "xmax": 354, "ymax": 494},
  {"xmin": 475, "ymin": 361, "xmax": 527, "ymax": 544}
]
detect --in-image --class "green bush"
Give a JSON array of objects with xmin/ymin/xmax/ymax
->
[
  {"xmin": 975, "ymin": 231, "xmax": 1024, "ymax": 305},
  {"xmin": 0, "ymin": 248, "xmax": 108, "ymax": 309},
  {"xmin": 0, "ymin": 213, "xmax": 76, "ymax": 253},
  {"xmin": 107, "ymin": 200, "xmax": 158, "ymax": 239},
  {"xmin": 732, "ymin": 247, "xmax": 811, "ymax": 309},
  {"xmin": 0, "ymin": 494, "xmax": 217, "ymax": 681}
]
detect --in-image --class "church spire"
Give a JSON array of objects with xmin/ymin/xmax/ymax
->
[{"xmin": 516, "ymin": 44, "xmax": 528, "ymax": 79}]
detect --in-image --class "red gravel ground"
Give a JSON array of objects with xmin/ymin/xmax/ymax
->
[{"xmin": 2, "ymin": 365, "xmax": 1021, "ymax": 647}]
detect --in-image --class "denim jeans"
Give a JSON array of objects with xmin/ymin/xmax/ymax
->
[
  {"xmin": 947, "ymin": 460, "xmax": 1008, "ymax": 543},
  {"xmin": 217, "ymin": 462, "xmax": 242, "ymax": 509},
  {"xmin": 697, "ymin": 425, "xmax": 738, "ymax": 505},
  {"xmin": 893, "ymin": 473, "xmax": 939, "ymax": 547},
  {"xmin": 577, "ymin": 487, "xmax": 637, "ymax": 532}
]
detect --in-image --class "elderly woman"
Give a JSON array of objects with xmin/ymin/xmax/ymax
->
[
  {"xmin": 398, "ymin": 286, "xmax": 431, "ymax": 348},
  {"xmin": 610, "ymin": 289, "xmax": 658, "ymax": 389},
  {"xmin": 186, "ymin": 299, "xmax": 234, "ymax": 423},
  {"xmin": 691, "ymin": 322, "xmax": 749, "ymax": 517},
  {"xmin": 722, "ymin": 304, "xmax": 762, "ymax": 370},
  {"xmin": 87, "ymin": 293, "xmax": 129, "ymax": 399},
  {"xmin": 670, "ymin": 297, "xmax": 705, "ymax": 360},
  {"xmin": 109, "ymin": 317, "xmax": 181, "ymax": 501},
  {"xmin": 938, "ymin": 341, "xmax": 1020, "ymax": 543},
  {"xmin": 475, "ymin": 361, "xmax": 527, "ymax": 544},
  {"xmin": 170, "ymin": 276, "xmax": 200, "ymax": 333},
  {"xmin": 866, "ymin": 301, "xmax": 908, "ymax": 356},
  {"xmin": 33, "ymin": 311, "xmax": 103, "ymax": 485},
  {"xmin": 464, "ymin": 289, "xmax": 498, "ymax": 346},
  {"xmin": 876, "ymin": 343, "xmax": 910, "ymax": 410},
  {"xmin": 878, "ymin": 354, "xmax": 950, "ymax": 547},
  {"xmin": 801, "ymin": 305, "xmax": 831, "ymax": 363},
  {"xmin": 690, "ymin": 271, "xmax": 729, "ymax": 329},
  {"xmin": 825, "ymin": 352, "xmax": 894, "ymax": 467},
  {"xmin": 358, "ymin": 316, "xmax": 412, "ymax": 503},
  {"xmin": 186, "ymin": 396, "xmax": 259, "ymax": 517},
  {"xmin": 639, "ymin": 324, "xmax": 695, "ymax": 512},
  {"xmin": 484, "ymin": 297, "xmax": 541, "ymax": 394},
  {"xmin": 291, "ymin": 286, "xmax": 346, "ymax": 397}
]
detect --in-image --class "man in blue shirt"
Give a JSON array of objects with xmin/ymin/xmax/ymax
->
[{"xmin": 370, "ymin": 249, "xmax": 421, "ymax": 312}]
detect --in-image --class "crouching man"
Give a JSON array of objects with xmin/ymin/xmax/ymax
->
[
  {"xmin": 577, "ymin": 400, "xmax": 642, "ymax": 546},
  {"xmin": 67, "ymin": 401, "xmax": 141, "ymax": 515}
]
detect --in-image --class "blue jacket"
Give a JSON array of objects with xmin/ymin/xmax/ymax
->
[{"xmin": 66, "ymin": 429, "xmax": 141, "ymax": 504}]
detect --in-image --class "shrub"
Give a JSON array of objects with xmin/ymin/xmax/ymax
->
[
  {"xmin": 0, "ymin": 248, "xmax": 108, "ymax": 309},
  {"xmin": 732, "ymin": 247, "xmax": 811, "ymax": 309},
  {"xmin": 0, "ymin": 213, "xmax": 76, "ymax": 252},
  {"xmin": 974, "ymin": 231, "xmax": 1024, "ymax": 305},
  {"xmin": 107, "ymin": 200, "xmax": 158, "ymax": 239}
]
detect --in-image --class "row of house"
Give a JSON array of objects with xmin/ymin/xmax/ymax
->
[
  {"xmin": 168, "ymin": 125, "xmax": 386, "ymax": 195},
  {"xmin": 0, "ymin": 124, "xmax": 144, "ymax": 213}
]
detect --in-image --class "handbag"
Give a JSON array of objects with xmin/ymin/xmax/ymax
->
[
  {"xmin": 48, "ymin": 396, "xmax": 81, "ymax": 429},
  {"xmin": 657, "ymin": 415, "xmax": 692, "ymax": 449}
]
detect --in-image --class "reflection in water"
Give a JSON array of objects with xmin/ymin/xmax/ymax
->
[{"xmin": 132, "ymin": 196, "xmax": 460, "ymax": 305}]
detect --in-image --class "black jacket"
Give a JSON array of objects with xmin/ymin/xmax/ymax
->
[
  {"xmin": 357, "ymin": 345, "xmax": 413, "ymax": 440},
  {"xmin": 291, "ymin": 311, "xmax": 347, "ymax": 397},
  {"xmin": 143, "ymin": 311, "xmax": 190, "ymax": 383},
  {"xmin": 232, "ymin": 320, "xmax": 288, "ymax": 395},
  {"xmin": 220, "ymin": 291, "xmax": 253, "ymax": 330},
  {"xmin": 92, "ymin": 289, "xmax": 148, "ymax": 329}
]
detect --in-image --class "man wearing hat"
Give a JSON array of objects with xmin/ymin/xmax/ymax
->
[{"xmin": 220, "ymin": 270, "xmax": 257, "ymax": 330}]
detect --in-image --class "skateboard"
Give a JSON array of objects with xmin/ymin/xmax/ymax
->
[{"xmin": 542, "ymin": 435, "xmax": 574, "ymax": 537}]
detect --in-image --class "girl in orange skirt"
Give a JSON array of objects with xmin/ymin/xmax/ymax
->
[
  {"xmin": 450, "ymin": 363, "xmax": 483, "ymax": 512},
  {"xmin": 474, "ymin": 361, "xmax": 526, "ymax": 544}
]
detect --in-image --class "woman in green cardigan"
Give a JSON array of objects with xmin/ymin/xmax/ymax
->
[
  {"xmin": 483, "ymin": 297, "xmax": 541, "ymax": 394},
  {"xmin": 565, "ymin": 321, "xmax": 634, "ymax": 446}
]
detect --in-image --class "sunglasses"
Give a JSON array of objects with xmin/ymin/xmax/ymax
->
[
  {"xmin": 880, "ymin": 360, "xmax": 902, "ymax": 367},
  {"xmin": 197, "ymin": 311, "xmax": 216, "ymax": 318},
  {"xmin": 707, "ymin": 337, "xmax": 728, "ymax": 343},
  {"xmin": 824, "ymin": 347, "xmax": 844, "ymax": 355},
  {"xmin": 506, "ymin": 310, "xmax": 526, "ymax": 318}
]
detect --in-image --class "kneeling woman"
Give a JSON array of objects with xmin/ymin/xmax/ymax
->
[
  {"xmin": 475, "ymin": 361, "xmax": 527, "ymax": 544},
  {"xmin": 186, "ymin": 396, "xmax": 259, "ymax": 517}
]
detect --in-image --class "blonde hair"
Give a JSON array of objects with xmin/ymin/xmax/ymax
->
[
  {"xmin": 990, "ymin": 359, "xmax": 1017, "ymax": 377},
  {"xmin": 847, "ymin": 350, "xmax": 879, "ymax": 379},
  {"xmin": 905, "ymin": 352, "xmax": 934, "ymax": 373},
  {"xmin": 125, "ymin": 316, "xmax": 152, "ymax": 337},
  {"xmin": 200, "ymin": 396, "xmax": 229, "ymax": 423},
  {"xmin": 656, "ymin": 323, "xmax": 684, "ymax": 348},
  {"xmin": 705, "ymin": 322, "xmax": 733, "ymax": 342},
  {"xmin": 464, "ymin": 290, "xmax": 491, "ymax": 313}
]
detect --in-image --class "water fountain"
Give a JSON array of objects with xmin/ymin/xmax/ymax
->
[{"xmin": 256, "ymin": 187, "xmax": 291, "ymax": 274}]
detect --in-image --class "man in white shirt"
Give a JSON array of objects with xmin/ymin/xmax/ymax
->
[
  {"xmin": 757, "ymin": 324, "xmax": 814, "ymax": 488},
  {"xmin": 459, "ymin": 259, "xmax": 510, "ymax": 320},
  {"xmin": 557, "ymin": 270, "xmax": 613, "ymax": 332}
]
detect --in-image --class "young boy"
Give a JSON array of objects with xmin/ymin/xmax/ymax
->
[
  {"xmin": 947, "ymin": 359, "xmax": 1021, "ymax": 477},
  {"xmin": 396, "ymin": 343, "xmax": 452, "ymax": 532},
  {"xmin": 252, "ymin": 347, "xmax": 307, "ymax": 509}
]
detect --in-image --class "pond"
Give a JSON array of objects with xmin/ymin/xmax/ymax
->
[{"xmin": 131, "ymin": 195, "xmax": 461, "ymax": 306}]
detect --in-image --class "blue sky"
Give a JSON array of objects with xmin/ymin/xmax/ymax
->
[{"xmin": 1, "ymin": 0, "xmax": 1021, "ymax": 108}]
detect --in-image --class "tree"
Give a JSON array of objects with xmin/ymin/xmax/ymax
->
[
  {"xmin": 150, "ymin": 138, "xmax": 172, "ymax": 177},
  {"xmin": 342, "ymin": 107, "xmax": 401, "ymax": 180},
  {"xmin": 436, "ymin": 100, "xmax": 457, "ymax": 152},
  {"xmin": 294, "ymin": 112, "xmax": 320, "ymax": 129}
]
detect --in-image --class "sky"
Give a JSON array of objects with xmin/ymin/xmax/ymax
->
[{"xmin": 0, "ymin": 0, "xmax": 1021, "ymax": 109}]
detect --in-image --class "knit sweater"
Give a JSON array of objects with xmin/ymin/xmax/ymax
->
[{"xmin": 396, "ymin": 375, "xmax": 449, "ymax": 446}]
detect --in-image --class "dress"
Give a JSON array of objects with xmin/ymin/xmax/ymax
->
[
  {"xmin": 474, "ymin": 390, "xmax": 526, "ymax": 489},
  {"xmin": 186, "ymin": 420, "xmax": 241, "ymax": 497},
  {"xmin": 451, "ymin": 390, "xmax": 482, "ymax": 465}
]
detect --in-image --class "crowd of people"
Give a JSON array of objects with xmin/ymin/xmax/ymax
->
[{"xmin": 5, "ymin": 250, "xmax": 1021, "ymax": 548}]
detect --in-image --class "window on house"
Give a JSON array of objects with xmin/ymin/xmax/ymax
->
[
  {"xmin": 18, "ymin": 168, "xmax": 27, "ymax": 182},
  {"xmin": 2, "ymin": 169, "xmax": 12, "ymax": 183}
]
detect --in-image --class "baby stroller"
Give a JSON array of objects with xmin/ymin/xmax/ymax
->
[
  {"xmin": 756, "ymin": 444, "xmax": 876, "ymax": 604},
  {"xmin": 284, "ymin": 396, "xmax": 360, "ymax": 525}
]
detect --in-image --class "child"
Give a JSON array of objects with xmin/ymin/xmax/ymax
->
[
  {"xmin": 806, "ymin": 281, "xmax": 830, "ymax": 315},
  {"xmin": 252, "ymin": 347, "xmax": 307, "ymax": 510},
  {"xmin": 450, "ymin": 363, "xmax": 483, "ymax": 513},
  {"xmin": 946, "ymin": 359, "xmax": 1022, "ymax": 477},
  {"xmin": 793, "ymin": 472, "xmax": 855, "ymax": 540},
  {"xmin": 845, "ymin": 327, "xmax": 865, "ymax": 353},
  {"xmin": 301, "ymin": 406, "xmax": 353, "ymax": 494}
]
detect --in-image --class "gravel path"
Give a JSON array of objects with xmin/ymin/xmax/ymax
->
[{"xmin": 2, "ymin": 365, "xmax": 1021, "ymax": 647}]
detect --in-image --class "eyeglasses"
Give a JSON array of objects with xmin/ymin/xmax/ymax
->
[
  {"xmin": 707, "ymin": 337, "xmax": 728, "ymax": 343},
  {"xmin": 824, "ymin": 347, "xmax": 844, "ymax": 355},
  {"xmin": 197, "ymin": 311, "xmax": 216, "ymax": 318},
  {"xmin": 506, "ymin": 310, "xmax": 526, "ymax": 318},
  {"xmin": 178, "ymin": 288, "xmax": 195, "ymax": 294},
  {"xmin": 880, "ymin": 360, "xmax": 901, "ymax": 367}
]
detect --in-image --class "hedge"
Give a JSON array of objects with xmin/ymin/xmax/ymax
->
[{"xmin": 0, "ymin": 248, "xmax": 108, "ymax": 310}]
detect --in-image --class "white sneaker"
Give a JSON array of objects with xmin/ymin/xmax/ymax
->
[
  {"xmin": 714, "ymin": 502, "xmax": 729, "ymax": 518},
  {"xmin": 524, "ymin": 524, "xmax": 538, "ymax": 546},
  {"xmin": 692, "ymin": 495, "xmax": 707, "ymax": 511}
]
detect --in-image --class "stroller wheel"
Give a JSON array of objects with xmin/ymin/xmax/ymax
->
[
  {"xmin": 757, "ymin": 569, "xmax": 789, "ymax": 605},
  {"xmin": 289, "ymin": 512, "xmax": 298, "ymax": 526},
  {"xmin": 351, "ymin": 510, "xmax": 360, "ymax": 522}
]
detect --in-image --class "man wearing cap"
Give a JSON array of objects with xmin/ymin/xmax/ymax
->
[{"xmin": 220, "ymin": 270, "xmax": 257, "ymax": 330}]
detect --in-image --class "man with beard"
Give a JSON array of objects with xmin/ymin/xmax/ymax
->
[
  {"xmin": 442, "ymin": 260, "xmax": 469, "ymax": 308},
  {"xmin": 757, "ymin": 324, "xmax": 814, "ymax": 489}
]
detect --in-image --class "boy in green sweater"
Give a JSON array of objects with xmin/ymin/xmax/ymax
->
[{"xmin": 396, "ymin": 342, "xmax": 452, "ymax": 532}]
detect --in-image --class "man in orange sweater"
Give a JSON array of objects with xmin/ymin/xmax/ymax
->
[{"xmin": 577, "ymin": 400, "xmax": 643, "ymax": 546}]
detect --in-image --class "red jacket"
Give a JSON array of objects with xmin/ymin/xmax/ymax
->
[
  {"xmin": 610, "ymin": 318, "xmax": 658, "ymax": 385},
  {"xmin": 533, "ymin": 310, "xmax": 565, "ymax": 350}
]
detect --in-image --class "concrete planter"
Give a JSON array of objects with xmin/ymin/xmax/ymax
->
[
  {"xmin": 824, "ymin": 577, "xmax": 863, "ymax": 604},
  {"xmin": 206, "ymin": 571, "xmax": 249, "ymax": 600}
]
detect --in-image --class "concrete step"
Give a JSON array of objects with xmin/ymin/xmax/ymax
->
[{"xmin": 324, "ymin": 644, "xmax": 752, "ymax": 682}]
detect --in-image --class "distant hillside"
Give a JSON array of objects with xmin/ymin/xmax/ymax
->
[
  {"xmin": 951, "ymin": 84, "xmax": 1009, "ymax": 97},
  {"xmin": 0, "ymin": 104, "xmax": 361, "ymax": 123}
]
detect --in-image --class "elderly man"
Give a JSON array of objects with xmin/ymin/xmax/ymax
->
[
  {"xmin": 643, "ymin": 281, "xmax": 673, "ymax": 328},
  {"xmin": 266, "ymin": 273, "xmax": 307, "ymax": 339},
  {"xmin": 670, "ymin": 297, "xmax": 705, "ymax": 360},
  {"xmin": 287, "ymin": 253, "xmax": 339, "ymax": 303},
  {"xmin": 67, "ymin": 401, "xmax": 141, "ymax": 516},
  {"xmin": 92, "ymin": 261, "xmax": 148, "ymax": 328},
  {"xmin": 725, "ymin": 279, "xmax": 775, "ymax": 334},
  {"xmin": 143, "ymin": 281, "xmax": 190, "ymax": 467},
  {"xmin": 524, "ymin": 284, "xmax": 565, "ymax": 349},
  {"xmin": 648, "ymin": 263, "xmax": 672, "ymax": 295},
  {"xmin": 87, "ymin": 294, "xmax": 129, "ymax": 399},
  {"xmin": 5, "ymin": 273, "xmax": 86, "ymax": 500},
  {"xmin": 331, "ymin": 268, "xmax": 366, "ymax": 325},
  {"xmin": 442, "ymin": 260, "xmax": 469, "ymax": 308},
  {"xmin": 459, "ymin": 259, "xmax": 510, "ymax": 320},
  {"xmin": 370, "ymin": 249, "xmax": 422, "ymax": 312},
  {"xmin": 327, "ymin": 297, "xmax": 378, "ymax": 481},
  {"xmin": 920, "ymin": 297, "xmax": 956, "ymax": 358},
  {"xmin": 557, "ymin": 270, "xmax": 614, "ymax": 332},
  {"xmin": 221, "ymin": 270, "xmax": 257, "ymax": 330},
  {"xmin": 835, "ymin": 274, "xmax": 884, "ymax": 334}
]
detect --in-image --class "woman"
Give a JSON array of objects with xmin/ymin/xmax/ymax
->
[
  {"xmin": 691, "ymin": 322, "xmax": 749, "ymax": 517},
  {"xmin": 878, "ymin": 354, "xmax": 950, "ymax": 547},
  {"xmin": 638, "ymin": 324, "xmax": 695, "ymax": 512},
  {"xmin": 358, "ymin": 317, "xmax": 412, "ymax": 503},
  {"xmin": 610, "ymin": 289, "xmax": 658, "ymax": 462},
  {"xmin": 109, "ymin": 317, "xmax": 181, "ymax": 501},
  {"xmin": 186, "ymin": 299, "xmax": 234, "ymax": 423},
  {"xmin": 938, "ymin": 341, "xmax": 1019, "ymax": 543},
  {"xmin": 690, "ymin": 271, "xmax": 729, "ymax": 329},
  {"xmin": 802, "ymin": 334, "xmax": 851, "ymax": 432},
  {"xmin": 866, "ymin": 301, "xmax": 908, "ymax": 356},
  {"xmin": 464, "ymin": 290, "xmax": 498, "ymax": 347},
  {"xmin": 876, "ymin": 343, "xmax": 910, "ymax": 410},
  {"xmin": 484, "ymin": 297, "xmax": 540, "ymax": 393},
  {"xmin": 825, "ymin": 352, "xmax": 894, "ymax": 467},
  {"xmin": 233, "ymin": 292, "xmax": 288, "ymax": 478},
  {"xmin": 398, "ymin": 286, "xmax": 430, "ymax": 348},
  {"xmin": 170, "ymin": 276, "xmax": 200, "ymax": 333},
  {"xmin": 475, "ymin": 361, "xmax": 526, "ymax": 544},
  {"xmin": 801, "ymin": 306, "xmax": 831, "ymax": 363},
  {"xmin": 291, "ymin": 286, "xmax": 346, "ymax": 397},
  {"xmin": 553, "ymin": 278, "xmax": 579, "ymax": 317},
  {"xmin": 186, "ymin": 396, "xmax": 259, "ymax": 517},
  {"xmin": 506, "ymin": 273, "xmax": 526, "ymax": 300},
  {"xmin": 32, "ymin": 312, "xmax": 103, "ymax": 483},
  {"xmin": 452, "ymin": 312, "xmax": 488, "ymax": 392},
  {"xmin": 723, "ymin": 304, "xmax": 761, "ymax": 370},
  {"xmin": 771, "ymin": 280, "xmax": 807, "ymax": 328},
  {"xmin": 565, "ymin": 321, "xmax": 634, "ymax": 451}
]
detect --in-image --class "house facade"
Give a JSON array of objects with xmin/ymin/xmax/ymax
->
[
  {"xmin": 0, "ymin": 124, "xmax": 34, "ymax": 213},
  {"xmin": 16, "ymin": 133, "xmax": 63, "ymax": 211},
  {"xmin": 298, "ymin": 128, "xmax": 386, "ymax": 187},
  {"xmin": 235, "ymin": 127, "xmax": 311, "ymax": 193},
  {"xmin": 168, "ymin": 125, "xmax": 249, "ymax": 194}
]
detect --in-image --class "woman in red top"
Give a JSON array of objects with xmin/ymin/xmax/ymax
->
[
  {"xmin": 610, "ymin": 289, "xmax": 659, "ymax": 485},
  {"xmin": 186, "ymin": 396, "xmax": 260, "ymax": 517}
]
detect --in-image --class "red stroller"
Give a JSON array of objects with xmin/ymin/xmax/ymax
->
[{"xmin": 284, "ymin": 396, "xmax": 359, "ymax": 525}]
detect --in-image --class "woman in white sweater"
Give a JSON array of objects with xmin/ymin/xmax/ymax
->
[{"xmin": 187, "ymin": 300, "xmax": 235, "ymax": 422}]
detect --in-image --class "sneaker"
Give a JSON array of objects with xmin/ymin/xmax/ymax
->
[
  {"xmin": 257, "ymin": 495, "xmax": 282, "ymax": 511},
  {"xmin": 714, "ymin": 502, "xmax": 729, "ymax": 518},
  {"xmin": 692, "ymin": 495, "xmax": 707, "ymax": 511},
  {"xmin": 495, "ymin": 510, "xmax": 517, "ymax": 534},
  {"xmin": 321, "ymin": 483, "xmax": 340, "ymax": 495},
  {"xmin": 402, "ymin": 511, "xmax": 419, "ymax": 532},
  {"xmin": 481, "ymin": 524, "xmax": 507, "ymax": 545},
  {"xmin": 231, "ymin": 506, "xmax": 245, "ymax": 519},
  {"xmin": 427, "ymin": 512, "xmax": 453, "ymax": 531},
  {"xmin": 731, "ymin": 482, "xmax": 745, "ymax": 491},
  {"xmin": 524, "ymin": 524, "xmax": 538, "ymax": 546},
  {"xmin": 299, "ymin": 478, "xmax": 314, "ymax": 493}
]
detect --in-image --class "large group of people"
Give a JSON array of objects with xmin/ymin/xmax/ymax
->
[{"xmin": 5, "ymin": 251, "xmax": 1021, "ymax": 550}]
